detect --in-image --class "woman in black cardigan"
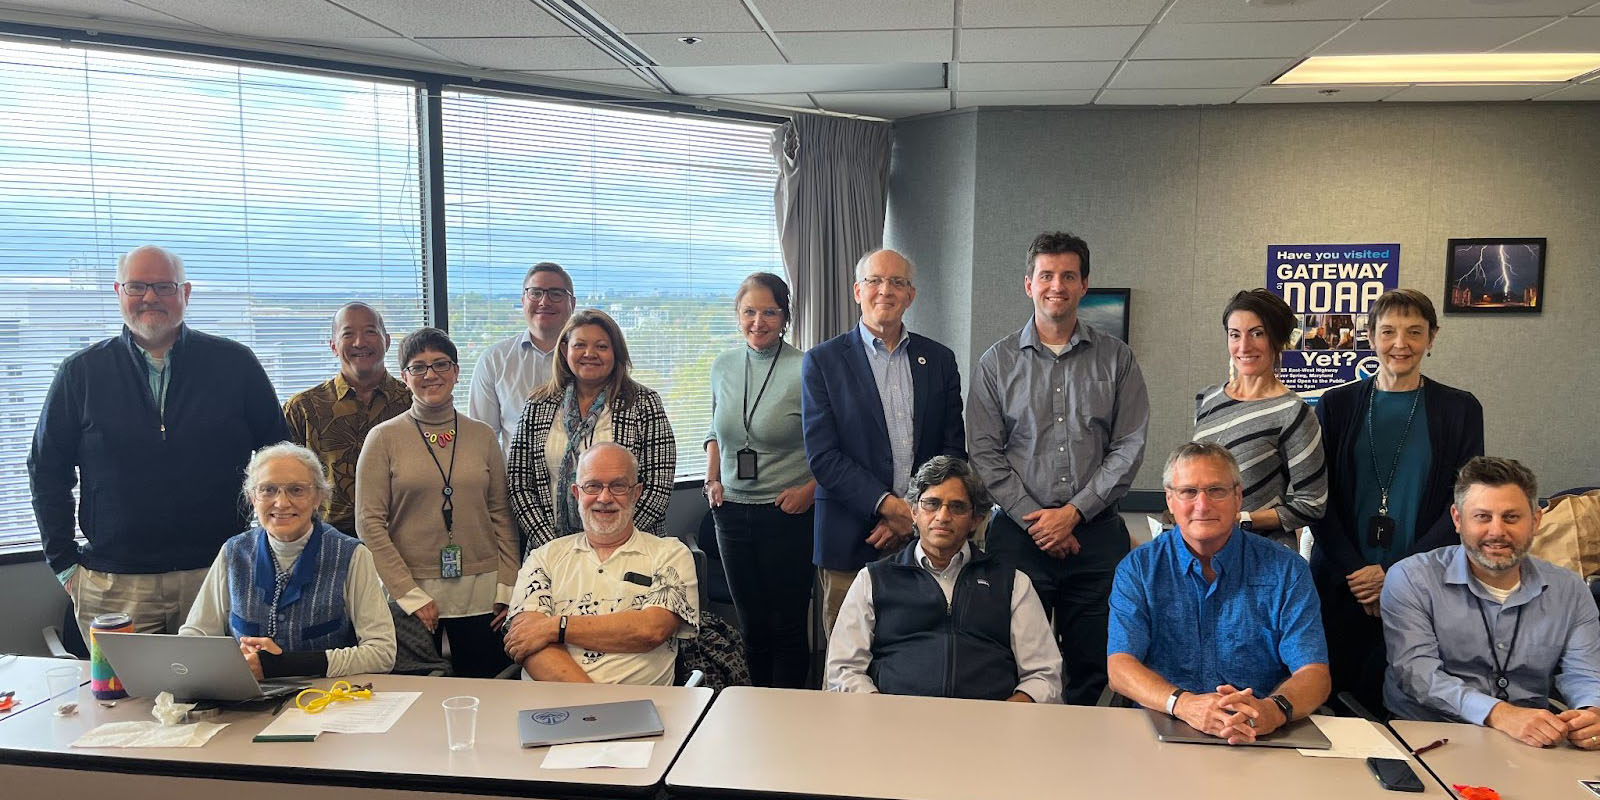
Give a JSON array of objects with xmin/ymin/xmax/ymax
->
[{"xmin": 1311, "ymin": 289, "xmax": 1484, "ymax": 716}]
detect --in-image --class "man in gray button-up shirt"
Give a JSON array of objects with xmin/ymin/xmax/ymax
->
[{"xmin": 968, "ymin": 231, "xmax": 1150, "ymax": 705}]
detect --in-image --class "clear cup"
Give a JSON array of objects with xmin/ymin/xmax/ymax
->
[
  {"xmin": 46, "ymin": 665, "xmax": 81, "ymax": 715},
  {"xmin": 442, "ymin": 695, "xmax": 479, "ymax": 751}
]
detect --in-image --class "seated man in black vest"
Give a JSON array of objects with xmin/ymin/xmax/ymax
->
[{"xmin": 825, "ymin": 456, "xmax": 1062, "ymax": 702}]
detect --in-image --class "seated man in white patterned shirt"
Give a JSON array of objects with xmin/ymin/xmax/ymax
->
[{"xmin": 504, "ymin": 442, "xmax": 699, "ymax": 684}]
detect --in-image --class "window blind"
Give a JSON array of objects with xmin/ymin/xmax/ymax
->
[
  {"xmin": 441, "ymin": 90, "xmax": 784, "ymax": 480},
  {"xmin": 0, "ymin": 39, "xmax": 425, "ymax": 551}
]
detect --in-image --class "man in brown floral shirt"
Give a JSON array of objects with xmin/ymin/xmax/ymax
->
[{"xmin": 283, "ymin": 302, "xmax": 411, "ymax": 534}]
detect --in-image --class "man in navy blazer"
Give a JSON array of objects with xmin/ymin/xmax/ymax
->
[{"xmin": 802, "ymin": 248, "xmax": 967, "ymax": 636}]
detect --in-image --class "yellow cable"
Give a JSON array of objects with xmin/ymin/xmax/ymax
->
[{"xmin": 295, "ymin": 681, "xmax": 373, "ymax": 714}]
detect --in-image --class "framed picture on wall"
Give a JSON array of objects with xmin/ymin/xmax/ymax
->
[
  {"xmin": 1082, "ymin": 288, "xmax": 1131, "ymax": 342},
  {"xmin": 1444, "ymin": 237, "xmax": 1546, "ymax": 314}
]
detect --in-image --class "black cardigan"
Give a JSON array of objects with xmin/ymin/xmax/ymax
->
[{"xmin": 1309, "ymin": 376, "xmax": 1484, "ymax": 579}]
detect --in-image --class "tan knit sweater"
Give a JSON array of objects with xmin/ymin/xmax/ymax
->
[{"xmin": 355, "ymin": 400, "xmax": 518, "ymax": 601}]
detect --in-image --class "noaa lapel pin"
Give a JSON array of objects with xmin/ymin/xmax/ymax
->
[{"xmin": 917, "ymin": 356, "xmax": 927, "ymax": 365}]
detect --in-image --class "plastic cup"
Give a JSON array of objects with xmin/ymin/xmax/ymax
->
[
  {"xmin": 442, "ymin": 695, "xmax": 479, "ymax": 751},
  {"xmin": 46, "ymin": 665, "xmax": 81, "ymax": 715}
]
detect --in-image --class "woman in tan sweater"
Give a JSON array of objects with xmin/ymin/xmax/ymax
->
[{"xmin": 356, "ymin": 327, "xmax": 518, "ymax": 677}]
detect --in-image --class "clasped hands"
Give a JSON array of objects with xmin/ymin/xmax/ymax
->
[
  {"xmin": 1346, "ymin": 565, "xmax": 1384, "ymax": 617},
  {"xmin": 1024, "ymin": 505, "xmax": 1082, "ymax": 558},
  {"xmin": 1174, "ymin": 685, "xmax": 1288, "ymax": 745},
  {"xmin": 1488, "ymin": 703, "xmax": 1600, "ymax": 749},
  {"xmin": 867, "ymin": 495, "xmax": 915, "ymax": 550},
  {"xmin": 503, "ymin": 611, "xmax": 562, "ymax": 663}
]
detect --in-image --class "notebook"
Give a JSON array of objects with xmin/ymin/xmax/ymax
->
[{"xmin": 517, "ymin": 699, "xmax": 664, "ymax": 748}]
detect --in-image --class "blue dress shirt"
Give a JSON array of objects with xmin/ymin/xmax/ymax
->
[
  {"xmin": 1382, "ymin": 546, "xmax": 1600, "ymax": 724},
  {"xmin": 857, "ymin": 320, "xmax": 914, "ymax": 498},
  {"xmin": 1109, "ymin": 526, "xmax": 1329, "ymax": 696}
]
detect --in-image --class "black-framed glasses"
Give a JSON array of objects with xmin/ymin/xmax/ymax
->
[
  {"xmin": 402, "ymin": 360, "xmax": 456, "ymax": 376},
  {"xmin": 858, "ymin": 276, "xmax": 911, "ymax": 290},
  {"xmin": 523, "ymin": 287, "xmax": 573, "ymax": 302},
  {"xmin": 119, "ymin": 281, "xmax": 183, "ymax": 297},
  {"xmin": 916, "ymin": 497, "xmax": 973, "ymax": 516},
  {"xmin": 1166, "ymin": 484, "xmax": 1237, "ymax": 502},
  {"xmin": 578, "ymin": 480, "xmax": 638, "ymax": 496}
]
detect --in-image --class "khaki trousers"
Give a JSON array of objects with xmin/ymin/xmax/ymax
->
[{"xmin": 70, "ymin": 566, "xmax": 210, "ymax": 641}]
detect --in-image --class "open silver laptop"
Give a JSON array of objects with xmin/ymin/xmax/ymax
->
[
  {"xmin": 518, "ymin": 699, "xmax": 664, "ymax": 748},
  {"xmin": 95, "ymin": 632, "xmax": 306, "ymax": 703},
  {"xmin": 1146, "ymin": 708, "xmax": 1332, "ymax": 749}
]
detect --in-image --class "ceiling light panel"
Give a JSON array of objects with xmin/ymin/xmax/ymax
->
[{"xmin": 1277, "ymin": 53, "xmax": 1600, "ymax": 84}]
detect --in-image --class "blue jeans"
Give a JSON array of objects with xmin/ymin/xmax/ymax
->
[{"xmin": 712, "ymin": 500, "xmax": 815, "ymax": 689}]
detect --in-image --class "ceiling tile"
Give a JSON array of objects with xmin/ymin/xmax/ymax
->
[
  {"xmin": 1236, "ymin": 85, "xmax": 1404, "ymax": 103},
  {"xmin": 712, "ymin": 93, "xmax": 817, "ymax": 107},
  {"xmin": 136, "ymin": 0, "xmax": 394, "ymax": 38},
  {"xmin": 0, "ymin": 0, "xmax": 195, "ymax": 28},
  {"xmin": 1383, "ymin": 84, "xmax": 1547, "ymax": 101},
  {"xmin": 752, "ymin": 0, "xmax": 953, "ymax": 31},
  {"xmin": 1133, "ymin": 21, "xmax": 1349, "ymax": 59},
  {"xmin": 332, "ymin": 0, "xmax": 569, "ymax": 37},
  {"xmin": 289, "ymin": 36, "xmax": 465, "ymax": 63},
  {"xmin": 778, "ymin": 30, "xmax": 953, "ymax": 63},
  {"xmin": 1316, "ymin": 18, "xmax": 1556, "ymax": 54},
  {"xmin": 1533, "ymin": 82, "xmax": 1600, "ymax": 98},
  {"xmin": 1368, "ymin": 0, "xmax": 1594, "ymax": 19},
  {"xmin": 1495, "ymin": 17, "xmax": 1600, "ymax": 51},
  {"xmin": 416, "ymin": 36, "xmax": 620, "ymax": 70},
  {"xmin": 961, "ymin": 0, "xmax": 1168, "ymax": 27},
  {"xmin": 1164, "ymin": 0, "xmax": 1382, "ymax": 24},
  {"xmin": 1110, "ymin": 58, "xmax": 1293, "ymax": 89},
  {"xmin": 518, "ymin": 69, "xmax": 657, "ymax": 90},
  {"xmin": 1095, "ymin": 88, "xmax": 1247, "ymax": 104},
  {"xmin": 631, "ymin": 32, "xmax": 783, "ymax": 66},
  {"xmin": 955, "ymin": 90, "xmax": 1096, "ymax": 106},
  {"xmin": 958, "ymin": 26, "xmax": 1144, "ymax": 62},
  {"xmin": 957, "ymin": 61, "xmax": 1118, "ymax": 91},
  {"xmin": 812, "ymin": 90, "xmax": 951, "ymax": 117},
  {"xmin": 582, "ymin": 0, "xmax": 759, "ymax": 33}
]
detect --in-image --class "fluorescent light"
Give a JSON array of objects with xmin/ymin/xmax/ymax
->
[
  {"xmin": 655, "ymin": 63, "xmax": 947, "ymax": 96},
  {"xmin": 1275, "ymin": 54, "xmax": 1600, "ymax": 85}
]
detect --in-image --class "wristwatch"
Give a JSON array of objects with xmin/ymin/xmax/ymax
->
[
  {"xmin": 1238, "ymin": 511, "xmax": 1254, "ymax": 532},
  {"xmin": 557, "ymin": 615, "xmax": 569, "ymax": 645},
  {"xmin": 1268, "ymin": 693, "xmax": 1293, "ymax": 724},
  {"xmin": 1165, "ymin": 688, "xmax": 1187, "ymax": 718}
]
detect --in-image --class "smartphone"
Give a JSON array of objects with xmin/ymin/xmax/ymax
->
[{"xmin": 1366, "ymin": 757, "xmax": 1425, "ymax": 792}]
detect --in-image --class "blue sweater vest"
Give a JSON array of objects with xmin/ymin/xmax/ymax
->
[
  {"xmin": 866, "ymin": 542, "xmax": 1018, "ymax": 701},
  {"xmin": 224, "ymin": 522, "xmax": 359, "ymax": 652}
]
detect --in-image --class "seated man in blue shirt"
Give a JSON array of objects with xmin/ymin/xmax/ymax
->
[
  {"xmin": 826, "ymin": 456, "xmax": 1063, "ymax": 703},
  {"xmin": 1383, "ymin": 456, "xmax": 1600, "ymax": 749},
  {"xmin": 1108, "ymin": 441, "xmax": 1330, "ymax": 743}
]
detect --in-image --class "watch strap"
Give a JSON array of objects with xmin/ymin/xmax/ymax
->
[
  {"xmin": 1269, "ymin": 693, "xmax": 1293, "ymax": 722},
  {"xmin": 1165, "ymin": 688, "xmax": 1186, "ymax": 718},
  {"xmin": 557, "ymin": 615, "xmax": 568, "ymax": 645}
]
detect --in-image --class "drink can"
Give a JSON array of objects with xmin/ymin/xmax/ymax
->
[{"xmin": 89, "ymin": 612, "xmax": 133, "ymax": 700}]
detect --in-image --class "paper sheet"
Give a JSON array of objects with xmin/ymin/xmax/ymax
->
[
  {"xmin": 539, "ymin": 741, "xmax": 654, "ymax": 769},
  {"xmin": 256, "ymin": 691, "xmax": 421, "ymax": 737},
  {"xmin": 1298, "ymin": 715, "xmax": 1409, "ymax": 759},
  {"xmin": 73, "ymin": 721, "xmax": 229, "ymax": 748}
]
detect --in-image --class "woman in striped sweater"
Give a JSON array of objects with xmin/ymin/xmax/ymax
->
[{"xmin": 1193, "ymin": 289, "xmax": 1328, "ymax": 547}]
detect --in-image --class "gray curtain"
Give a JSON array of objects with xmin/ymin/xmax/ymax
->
[{"xmin": 771, "ymin": 114, "xmax": 894, "ymax": 350}]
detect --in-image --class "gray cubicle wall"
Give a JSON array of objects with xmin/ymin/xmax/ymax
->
[{"xmin": 890, "ymin": 102, "xmax": 1600, "ymax": 495}]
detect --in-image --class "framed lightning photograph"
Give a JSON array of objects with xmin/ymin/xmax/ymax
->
[{"xmin": 1444, "ymin": 237, "xmax": 1547, "ymax": 314}]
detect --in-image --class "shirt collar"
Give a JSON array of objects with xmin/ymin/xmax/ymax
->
[
  {"xmin": 914, "ymin": 540, "xmax": 969, "ymax": 573},
  {"xmin": 1444, "ymin": 545, "xmax": 1550, "ymax": 603},
  {"xmin": 1171, "ymin": 523, "xmax": 1243, "ymax": 581},
  {"xmin": 858, "ymin": 319, "xmax": 909, "ymax": 353},
  {"xmin": 1018, "ymin": 317, "xmax": 1090, "ymax": 353},
  {"xmin": 571, "ymin": 528, "xmax": 648, "ymax": 555},
  {"xmin": 520, "ymin": 329, "xmax": 557, "ymax": 356},
  {"xmin": 333, "ymin": 370, "xmax": 403, "ymax": 400}
]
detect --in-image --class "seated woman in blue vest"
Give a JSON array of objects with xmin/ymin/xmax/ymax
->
[{"xmin": 181, "ymin": 442, "xmax": 396, "ymax": 679}]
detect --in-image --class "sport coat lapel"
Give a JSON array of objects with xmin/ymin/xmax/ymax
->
[
  {"xmin": 907, "ymin": 334, "xmax": 929, "ymax": 449},
  {"xmin": 846, "ymin": 326, "xmax": 891, "ymax": 447}
]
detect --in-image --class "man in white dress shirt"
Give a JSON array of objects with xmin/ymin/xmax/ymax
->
[{"xmin": 468, "ymin": 262, "xmax": 576, "ymax": 452}]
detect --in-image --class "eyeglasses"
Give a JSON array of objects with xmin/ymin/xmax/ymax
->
[
  {"xmin": 858, "ymin": 276, "xmax": 911, "ymax": 290},
  {"xmin": 578, "ymin": 480, "xmax": 639, "ymax": 496},
  {"xmin": 119, "ymin": 281, "xmax": 183, "ymax": 297},
  {"xmin": 523, "ymin": 287, "xmax": 573, "ymax": 302},
  {"xmin": 916, "ymin": 497, "xmax": 973, "ymax": 516},
  {"xmin": 1166, "ymin": 485, "xmax": 1238, "ymax": 502},
  {"xmin": 402, "ymin": 360, "xmax": 456, "ymax": 376},
  {"xmin": 254, "ymin": 483, "xmax": 314, "ymax": 500}
]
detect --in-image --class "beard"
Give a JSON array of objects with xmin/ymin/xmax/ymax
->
[
  {"xmin": 580, "ymin": 500, "xmax": 635, "ymax": 539},
  {"xmin": 124, "ymin": 307, "xmax": 180, "ymax": 342},
  {"xmin": 1465, "ymin": 537, "xmax": 1528, "ymax": 574}
]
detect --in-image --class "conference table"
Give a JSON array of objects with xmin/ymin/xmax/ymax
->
[
  {"xmin": 0, "ymin": 655, "xmax": 88, "ymax": 720},
  {"xmin": 1394, "ymin": 719, "xmax": 1600, "ymax": 800},
  {"xmin": 666, "ymin": 686, "xmax": 1446, "ymax": 799},
  {"xmin": 0, "ymin": 671, "xmax": 712, "ymax": 800}
]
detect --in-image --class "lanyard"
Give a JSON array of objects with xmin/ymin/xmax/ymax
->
[
  {"xmin": 1475, "ymin": 596, "xmax": 1525, "ymax": 701},
  {"xmin": 741, "ymin": 346, "xmax": 781, "ymax": 446},
  {"xmin": 1366, "ymin": 379, "xmax": 1423, "ymax": 516},
  {"xmin": 412, "ymin": 412, "xmax": 458, "ymax": 538}
]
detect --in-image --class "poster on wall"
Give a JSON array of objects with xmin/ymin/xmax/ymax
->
[{"xmin": 1267, "ymin": 243, "xmax": 1399, "ymax": 401}]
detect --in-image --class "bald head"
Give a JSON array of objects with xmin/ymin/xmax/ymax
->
[
  {"xmin": 577, "ymin": 442, "xmax": 639, "ymax": 485},
  {"xmin": 854, "ymin": 248, "xmax": 914, "ymax": 283},
  {"xmin": 117, "ymin": 245, "xmax": 186, "ymax": 283}
]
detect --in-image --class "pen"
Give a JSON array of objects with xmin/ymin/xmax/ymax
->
[{"xmin": 1412, "ymin": 738, "xmax": 1448, "ymax": 756}]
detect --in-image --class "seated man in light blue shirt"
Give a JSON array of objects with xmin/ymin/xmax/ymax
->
[
  {"xmin": 1383, "ymin": 456, "xmax": 1600, "ymax": 749},
  {"xmin": 1108, "ymin": 441, "xmax": 1330, "ymax": 744}
]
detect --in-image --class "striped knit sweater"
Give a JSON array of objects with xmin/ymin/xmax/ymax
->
[{"xmin": 1193, "ymin": 384, "xmax": 1329, "ymax": 530}]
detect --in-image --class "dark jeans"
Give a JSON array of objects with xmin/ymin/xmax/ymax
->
[
  {"xmin": 713, "ymin": 500, "xmax": 815, "ymax": 689},
  {"xmin": 987, "ymin": 507, "xmax": 1131, "ymax": 706},
  {"xmin": 1317, "ymin": 574, "xmax": 1389, "ymax": 717},
  {"xmin": 437, "ymin": 613, "xmax": 512, "ymax": 679}
]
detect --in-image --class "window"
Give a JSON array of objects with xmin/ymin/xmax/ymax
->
[
  {"xmin": 0, "ymin": 40, "xmax": 424, "ymax": 550},
  {"xmin": 442, "ymin": 91, "xmax": 783, "ymax": 479}
]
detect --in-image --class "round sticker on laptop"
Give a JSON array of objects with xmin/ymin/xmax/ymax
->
[{"xmin": 531, "ymin": 710, "xmax": 570, "ymax": 725}]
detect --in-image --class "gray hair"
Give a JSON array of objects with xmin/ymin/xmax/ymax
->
[
  {"xmin": 577, "ymin": 441, "xmax": 639, "ymax": 484},
  {"xmin": 853, "ymin": 248, "xmax": 916, "ymax": 284},
  {"xmin": 116, "ymin": 245, "xmax": 186, "ymax": 283},
  {"xmin": 242, "ymin": 442, "xmax": 331, "ymax": 515},
  {"xmin": 331, "ymin": 301, "xmax": 389, "ymax": 337},
  {"xmin": 906, "ymin": 456, "xmax": 992, "ymax": 513},
  {"xmin": 524, "ymin": 261, "xmax": 574, "ymax": 293},
  {"xmin": 1161, "ymin": 441, "xmax": 1242, "ymax": 488}
]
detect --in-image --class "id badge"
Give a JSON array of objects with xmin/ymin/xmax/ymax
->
[
  {"xmin": 736, "ymin": 447, "xmax": 759, "ymax": 480},
  {"xmin": 440, "ymin": 543, "xmax": 463, "ymax": 579},
  {"xmin": 1366, "ymin": 515, "xmax": 1395, "ymax": 549}
]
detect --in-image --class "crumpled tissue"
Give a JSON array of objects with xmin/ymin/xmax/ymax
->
[{"xmin": 71, "ymin": 692, "xmax": 229, "ymax": 748}]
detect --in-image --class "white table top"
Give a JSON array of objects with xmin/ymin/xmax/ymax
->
[
  {"xmin": 0, "ymin": 655, "xmax": 87, "ymax": 721},
  {"xmin": 1394, "ymin": 719, "xmax": 1600, "ymax": 800}
]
